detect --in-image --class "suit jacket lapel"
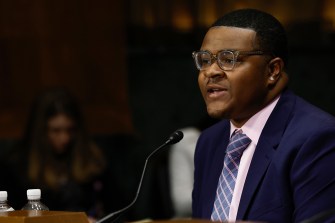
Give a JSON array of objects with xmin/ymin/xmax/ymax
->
[
  {"xmin": 237, "ymin": 90, "xmax": 295, "ymax": 219},
  {"xmin": 203, "ymin": 121, "xmax": 231, "ymax": 218},
  {"xmin": 236, "ymin": 134, "xmax": 277, "ymax": 219}
]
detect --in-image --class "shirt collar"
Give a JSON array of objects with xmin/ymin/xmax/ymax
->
[{"xmin": 230, "ymin": 95, "xmax": 280, "ymax": 144}]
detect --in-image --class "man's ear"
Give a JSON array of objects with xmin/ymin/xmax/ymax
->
[{"xmin": 267, "ymin": 57, "xmax": 284, "ymax": 84}]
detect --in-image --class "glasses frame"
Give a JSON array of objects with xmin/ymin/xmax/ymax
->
[{"xmin": 192, "ymin": 49, "xmax": 267, "ymax": 71}]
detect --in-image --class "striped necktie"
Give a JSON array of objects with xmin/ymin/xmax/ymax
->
[{"xmin": 211, "ymin": 129, "xmax": 251, "ymax": 221}]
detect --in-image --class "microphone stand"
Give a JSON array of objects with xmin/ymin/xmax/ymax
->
[{"xmin": 96, "ymin": 131, "xmax": 183, "ymax": 223}]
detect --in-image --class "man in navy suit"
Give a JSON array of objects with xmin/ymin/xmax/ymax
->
[{"xmin": 192, "ymin": 9, "xmax": 335, "ymax": 223}]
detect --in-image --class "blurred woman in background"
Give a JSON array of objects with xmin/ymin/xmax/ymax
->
[{"xmin": 2, "ymin": 87, "xmax": 107, "ymax": 220}]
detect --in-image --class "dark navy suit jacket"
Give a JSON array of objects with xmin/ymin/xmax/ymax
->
[{"xmin": 192, "ymin": 90, "xmax": 335, "ymax": 223}]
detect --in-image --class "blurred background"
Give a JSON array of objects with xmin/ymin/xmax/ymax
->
[{"xmin": 0, "ymin": 0, "xmax": 335, "ymax": 221}]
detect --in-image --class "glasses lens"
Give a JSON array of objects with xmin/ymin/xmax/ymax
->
[
  {"xmin": 217, "ymin": 51, "xmax": 235, "ymax": 70},
  {"xmin": 194, "ymin": 51, "xmax": 211, "ymax": 70}
]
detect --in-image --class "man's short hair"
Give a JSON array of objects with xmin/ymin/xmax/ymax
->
[{"xmin": 211, "ymin": 8, "xmax": 288, "ymax": 67}]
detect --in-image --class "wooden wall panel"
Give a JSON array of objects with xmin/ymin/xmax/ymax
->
[{"xmin": 0, "ymin": 0, "xmax": 133, "ymax": 139}]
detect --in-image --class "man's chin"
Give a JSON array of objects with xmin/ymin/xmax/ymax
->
[{"xmin": 207, "ymin": 108, "xmax": 227, "ymax": 119}]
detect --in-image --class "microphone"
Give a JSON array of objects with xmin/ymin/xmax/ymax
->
[{"xmin": 96, "ymin": 130, "xmax": 184, "ymax": 223}]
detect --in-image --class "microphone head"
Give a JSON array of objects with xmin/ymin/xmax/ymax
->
[{"xmin": 167, "ymin": 130, "xmax": 184, "ymax": 145}]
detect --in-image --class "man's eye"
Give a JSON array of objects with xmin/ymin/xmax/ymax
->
[
  {"xmin": 202, "ymin": 58, "xmax": 211, "ymax": 64},
  {"xmin": 220, "ymin": 58, "xmax": 234, "ymax": 64}
]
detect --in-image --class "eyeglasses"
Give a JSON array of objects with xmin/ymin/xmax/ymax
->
[{"xmin": 192, "ymin": 49, "xmax": 266, "ymax": 71}]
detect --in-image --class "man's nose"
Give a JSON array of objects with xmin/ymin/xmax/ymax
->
[{"xmin": 203, "ymin": 62, "xmax": 225, "ymax": 79}]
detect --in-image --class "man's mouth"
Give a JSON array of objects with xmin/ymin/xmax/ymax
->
[
  {"xmin": 208, "ymin": 88, "xmax": 223, "ymax": 93},
  {"xmin": 205, "ymin": 85, "xmax": 228, "ymax": 99}
]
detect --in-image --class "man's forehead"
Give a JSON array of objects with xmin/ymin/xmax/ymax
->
[{"xmin": 201, "ymin": 26, "xmax": 257, "ymax": 51}]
